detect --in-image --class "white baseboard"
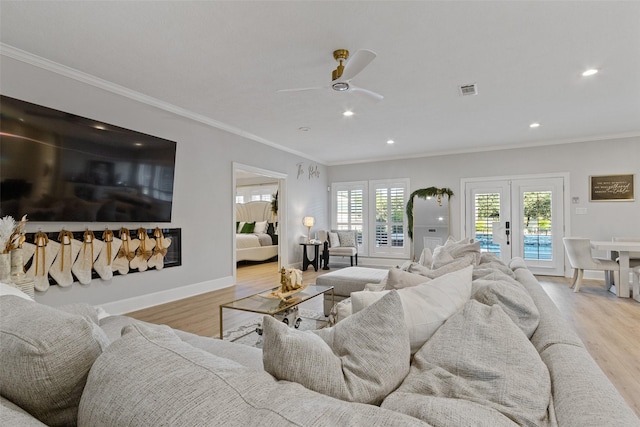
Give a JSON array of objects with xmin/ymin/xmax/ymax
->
[{"xmin": 98, "ymin": 276, "xmax": 234, "ymax": 315}]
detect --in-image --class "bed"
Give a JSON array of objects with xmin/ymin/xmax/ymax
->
[{"xmin": 235, "ymin": 201, "xmax": 278, "ymax": 262}]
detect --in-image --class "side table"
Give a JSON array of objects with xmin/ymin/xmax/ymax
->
[{"xmin": 300, "ymin": 242, "xmax": 321, "ymax": 271}]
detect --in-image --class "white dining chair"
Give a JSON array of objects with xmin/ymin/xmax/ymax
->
[
  {"xmin": 633, "ymin": 266, "xmax": 640, "ymax": 300},
  {"xmin": 563, "ymin": 238, "xmax": 620, "ymax": 293}
]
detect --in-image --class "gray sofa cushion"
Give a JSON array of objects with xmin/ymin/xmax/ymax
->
[
  {"xmin": 263, "ymin": 291, "xmax": 410, "ymax": 405},
  {"xmin": 382, "ymin": 300, "xmax": 553, "ymax": 427},
  {"xmin": 78, "ymin": 322, "xmax": 428, "ymax": 427},
  {"xmin": 0, "ymin": 296, "xmax": 109, "ymax": 427}
]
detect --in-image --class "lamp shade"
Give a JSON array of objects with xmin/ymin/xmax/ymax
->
[{"xmin": 302, "ymin": 216, "xmax": 315, "ymax": 227}]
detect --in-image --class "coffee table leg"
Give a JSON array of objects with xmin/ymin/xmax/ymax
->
[{"xmin": 219, "ymin": 306, "xmax": 224, "ymax": 339}]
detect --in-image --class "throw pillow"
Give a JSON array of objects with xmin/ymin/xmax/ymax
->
[
  {"xmin": 237, "ymin": 221, "xmax": 245, "ymax": 233},
  {"xmin": 472, "ymin": 271, "xmax": 540, "ymax": 339},
  {"xmin": 328, "ymin": 297, "xmax": 353, "ymax": 325},
  {"xmin": 253, "ymin": 220, "xmax": 268, "ymax": 234},
  {"xmin": 329, "ymin": 231, "xmax": 340, "ymax": 247},
  {"xmin": 355, "ymin": 265, "xmax": 473, "ymax": 354},
  {"xmin": 0, "ymin": 296, "xmax": 109, "ymax": 427},
  {"xmin": 0, "ymin": 282, "xmax": 34, "ymax": 301},
  {"xmin": 240, "ymin": 221, "xmax": 256, "ymax": 233},
  {"xmin": 337, "ymin": 230, "xmax": 356, "ymax": 247},
  {"xmin": 386, "ymin": 267, "xmax": 432, "ymax": 290},
  {"xmin": 431, "ymin": 238, "xmax": 481, "ymax": 269},
  {"xmin": 418, "ymin": 247, "xmax": 433, "ymax": 267},
  {"xmin": 79, "ymin": 323, "xmax": 425, "ymax": 427},
  {"xmin": 381, "ymin": 300, "xmax": 552, "ymax": 427},
  {"xmin": 262, "ymin": 291, "xmax": 410, "ymax": 405}
]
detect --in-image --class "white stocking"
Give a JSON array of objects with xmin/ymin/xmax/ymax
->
[
  {"xmin": 19, "ymin": 242, "xmax": 36, "ymax": 274},
  {"xmin": 94, "ymin": 232, "xmax": 122, "ymax": 281},
  {"xmin": 27, "ymin": 233, "xmax": 60, "ymax": 292},
  {"xmin": 112, "ymin": 229, "xmax": 139, "ymax": 275},
  {"xmin": 50, "ymin": 232, "xmax": 82, "ymax": 288},
  {"xmin": 148, "ymin": 229, "xmax": 171, "ymax": 270},
  {"xmin": 130, "ymin": 229, "xmax": 155, "ymax": 272},
  {"xmin": 72, "ymin": 230, "xmax": 103, "ymax": 285}
]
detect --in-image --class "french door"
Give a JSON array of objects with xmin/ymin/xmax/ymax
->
[{"xmin": 464, "ymin": 177, "xmax": 565, "ymax": 276}]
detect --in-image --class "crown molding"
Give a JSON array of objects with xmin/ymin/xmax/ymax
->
[{"xmin": 0, "ymin": 43, "xmax": 326, "ymax": 165}]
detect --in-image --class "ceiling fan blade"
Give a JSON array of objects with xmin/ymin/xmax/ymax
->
[
  {"xmin": 349, "ymin": 85, "xmax": 384, "ymax": 102},
  {"xmin": 338, "ymin": 49, "xmax": 377, "ymax": 82},
  {"xmin": 277, "ymin": 86, "xmax": 324, "ymax": 93}
]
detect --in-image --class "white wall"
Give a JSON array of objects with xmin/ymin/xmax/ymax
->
[
  {"xmin": 328, "ymin": 137, "xmax": 640, "ymax": 272},
  {"xmin": 1, "ymin": 55, "xmax": 329, "ymax": 310}
]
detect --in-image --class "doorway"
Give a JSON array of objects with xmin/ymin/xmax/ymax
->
[
  {"xmin": 232, "ymin": 163, "xmax": 287, "ymax": 281},
  {"xmin": 462, "ymin": 174, "xmax": 568, "ymax": 276}
]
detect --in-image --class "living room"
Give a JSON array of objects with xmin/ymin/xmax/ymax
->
[{"xmin": 1, "ymin": 2, "xmax": 639, "ymax": 425}]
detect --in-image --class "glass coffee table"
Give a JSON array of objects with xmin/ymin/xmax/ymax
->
[{"xmin": 219, "ymin": 284, "xmax": 334, "ymax": 339}]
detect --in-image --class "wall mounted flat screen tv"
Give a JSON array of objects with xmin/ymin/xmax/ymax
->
[{"xmin": 0, "ymin": 95, "xmax": 176, "ymax": 222}]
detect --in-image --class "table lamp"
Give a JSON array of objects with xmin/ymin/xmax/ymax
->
[{"xmin": 302, "ymin": 216, "xmax": 315, "ymax": 243}]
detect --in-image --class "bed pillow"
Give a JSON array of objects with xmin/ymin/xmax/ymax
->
[
  {"xmin": 240, "ymin": 221, "xmax": 256, "ymax": 233},
  {"xmin": 253, "ymin": 220, "xmax": 268, "ymax": 234},
  {"xmin": 0, "ymin": 296, "xmax": 109, "ymax": 427},
  {"xmin": 263, "ymin": 291, "xmax": 410, "ymax": 405}
]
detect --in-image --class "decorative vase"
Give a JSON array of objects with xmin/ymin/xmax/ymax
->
[{"xmin": 0, "ymin": 253, "xmax": 10, "ymax": 283}]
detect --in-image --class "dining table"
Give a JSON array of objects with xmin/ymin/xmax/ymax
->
[{"xmin": 590, "ymin": 240, "xmax": 640, "ymax": 301}]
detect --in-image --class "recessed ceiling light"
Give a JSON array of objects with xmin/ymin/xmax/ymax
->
[
  {"xmin": 134, "ymin": 142, "xmax": 143, "ymax": 147},
  {"xmin": 94, "ymin": 124, "xmax": 106, "ymax": 130},
  {"xmin": 343, "ymin": 111, "xmax": 354, "ymax": 117},
  {"xmin": 529, "ymin": 123, "xmax": 540, "ymax": 128},
  {"xmin": 387, "ymin": 139, "xmax": 395, "ymax": 145},
  {"xmin": 582, "ymin": 68, "xmax": 598, "ymax": 77}
]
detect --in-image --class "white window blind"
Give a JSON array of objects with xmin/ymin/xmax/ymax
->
[
  {"xmin": 332, "ymin": 182, "xmax": 367, "ymax": 254},
  {"xmin": 370, "ymin": 179, "xmax": 410, "ymax": 258}
]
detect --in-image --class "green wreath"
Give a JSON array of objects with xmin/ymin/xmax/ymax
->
[{"xmin": 406, "ymin": 187, "xmax": 454, "ymax": 240}]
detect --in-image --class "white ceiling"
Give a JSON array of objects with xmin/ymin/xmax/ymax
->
[{"xmin": 1, "ymin": 1, "xmax": 639, "ymax": 165}]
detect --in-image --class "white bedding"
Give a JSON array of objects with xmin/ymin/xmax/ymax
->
[{"xmin": 236, "ymin": 233, "xmax": 273, "ymax": 249}]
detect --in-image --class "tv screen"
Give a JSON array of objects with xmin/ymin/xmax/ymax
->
[{"xmin": 0, "ymin": 95, "xmax": 176, "ymax": 222}]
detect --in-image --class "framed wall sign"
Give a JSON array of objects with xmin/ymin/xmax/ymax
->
[{"xmin": 590, "ymin": 174, "xmax": 634, "ymax": 201}]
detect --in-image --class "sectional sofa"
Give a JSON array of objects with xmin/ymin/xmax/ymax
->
[{"xmin": 1, "ymin": 242, "xmax": 638, "ymax": 426}]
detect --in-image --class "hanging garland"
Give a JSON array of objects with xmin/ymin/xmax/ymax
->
[
  {"xmin": 271, "ymin": 190, "xmax": 278, "ymax": 215},
  {"xmin": 406, "ymin": 187, "xmax": 454, "ymax": 240}
]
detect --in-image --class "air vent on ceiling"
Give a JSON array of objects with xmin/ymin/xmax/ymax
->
[{"xmin": 459, "ymin": 83, "xmax": 478, "ymax": 96}]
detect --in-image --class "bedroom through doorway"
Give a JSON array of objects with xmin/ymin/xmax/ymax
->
[{"xmin": 233, "ymin": 163, "xmax": 287, "ymax": 283}]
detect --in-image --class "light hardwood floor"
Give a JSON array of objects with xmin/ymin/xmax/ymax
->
[{"xmin": 127, "ymin": 262, "xmax": 640, "ymax": 417}]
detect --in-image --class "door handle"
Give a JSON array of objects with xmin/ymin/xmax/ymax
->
[{"xmin": 505, "ymin": 221, "xmax": 510, "ymax": 245}]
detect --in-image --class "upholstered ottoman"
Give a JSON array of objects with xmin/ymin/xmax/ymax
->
[{"xmin": 316, "ymin": 267, "xmax": 388, "ymax": 315}]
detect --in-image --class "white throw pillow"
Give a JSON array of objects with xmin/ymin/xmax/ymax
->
[
  {"xmin": 386, "ymin": 268, "xmax": 432, "ymax": 290},
  {"xmin": 262, "ymin": 291, "xmax": 410, "ymax": 405},
  {"xmin": 0, "ymin": 282, "xmax": 34, "ymax": 301},
  {"xmin": 329, "ymin": 232, "xmax": 340, "ymax": 248},
  {"xmin": 237, "ymin": 221, "xmax": 246, "ymax": 233},
  {"xmin": 352, "ymin": 265, "xmax": 474, "ymax": 354},
  {"xmin": 253, "ymin": 220, "xmax": 268, "ymax": 234}
]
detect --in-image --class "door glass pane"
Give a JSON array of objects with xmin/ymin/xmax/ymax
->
[
  {"xmin": 474, "ymin": 193, "xmax": 501, "ymax": 257},
  {"xmin": 523, "ymin": 191, "xmax": 552, "ymax": 260}
]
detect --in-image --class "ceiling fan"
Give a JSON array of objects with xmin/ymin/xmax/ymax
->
[{"xmin": 279, "ymin": 49, "xmax": 384, "ymax": 101}]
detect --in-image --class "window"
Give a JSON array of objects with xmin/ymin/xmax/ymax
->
[
  {"xmin": 332, "ymin": 178, "xmax": 409, "ymax": 258},
  {"xmin": 370, "ymin": 179, "xmax": 410, "ymax": 257},
  {"xmin": 332, "ymin": 181, "xmax": 367, "ymax": 252}
]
